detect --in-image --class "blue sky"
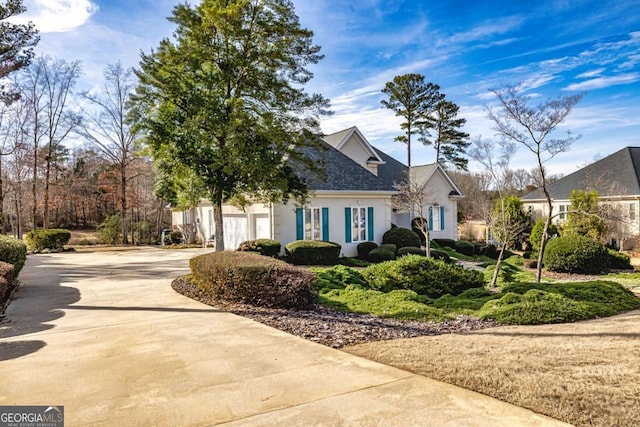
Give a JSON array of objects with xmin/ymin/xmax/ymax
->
[{"xmin": 12, "ymin": 0, "xmax": 640, "ymax": 174}]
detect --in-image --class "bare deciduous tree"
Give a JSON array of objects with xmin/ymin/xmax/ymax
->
[
  {"xmin": 487, "ymin": 84, "xmax": 583, "ymax": 282},
  {"xmin": 79, "ymin": 62, "xmax": 140, "ymax": 244}
]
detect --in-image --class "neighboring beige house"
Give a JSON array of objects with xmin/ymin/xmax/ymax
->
[
  {"xmin": 522, "ymin": 147, "xmax": 640, "ymax": 249},
  {"xmin": 172, "ymin": 126, "xmax": 463, "ymax": 256}
]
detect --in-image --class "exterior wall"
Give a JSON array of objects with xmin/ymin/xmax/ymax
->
[
  {"xmin": 525, "ymin": 197, "xmax": 640, "ymax": 249},
  {"xmin": 273, "ymin": 192, "xmax": 393, "ymax": 257},
  {"xmin": 339, "ymin": 133, "xmax": 379, "ymax": 176}
]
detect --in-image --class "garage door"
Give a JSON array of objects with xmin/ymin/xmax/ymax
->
[{"xmin": 223, "ymin": 216, "xmax": 248, "ymax": 250}]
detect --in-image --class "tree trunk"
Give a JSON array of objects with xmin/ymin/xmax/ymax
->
[
  {"xmin": 490, "ymin": 244, "xmax": 507, "ymax": 290},
  {"xmin": 121, "ymin": 169, "xmax": 129, "ymax": 244},
  {"xmin": 43, "ymin": 146, "xmax": 52, "ymax": 229},
  {"xmin": 0, "ymin": 157, "xmax": 4, "ymax": 233},
  {"xmin": 31, "ymin": 150, "xmax": 38, "ymax": 230},
  {"xmin": 213, "ymin": 200, "xmax": 225, "ymax": 252}
]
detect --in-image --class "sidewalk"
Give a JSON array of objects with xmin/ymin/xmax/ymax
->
[{"xmin": 0, "ymin": 248, "xmax": 569, "ymax": 426}]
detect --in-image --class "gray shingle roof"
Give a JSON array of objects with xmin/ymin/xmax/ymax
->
[
  {"xmin": 372, "ymin": 147, "xmax": 408, "ymax": 188},
  {"xmin": 295, "ymin": 138, "xmax": 396, "ymax": 192},
  {"xmin": 522, "ymin": 147, "xmax": 640, "ymax": 200}
]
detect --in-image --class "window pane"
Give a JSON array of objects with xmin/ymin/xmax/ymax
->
[
  {"xmin": 352, "ymin": 208, "xmax": 359, "ymax": 241},
  {"xmin": 313, "ymin": 208, "xmax": 321, "ymax": 240},
  {"xmin": 305, "ymin": 209, "xmax": 312, "ymax": 240}
]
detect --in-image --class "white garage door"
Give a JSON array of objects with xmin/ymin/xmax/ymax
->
[
  {"xmin": 255, "ymin": 216, "xmax": 270, "ymax": 239},
  {"xmin": 223, "ymin": 216, "xmax": 248, "ymax": 250}
]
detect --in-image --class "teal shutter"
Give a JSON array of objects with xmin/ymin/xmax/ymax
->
[
  {"xmin": 367, "ymin": 207, "xmax": 374, "ymax": 241},
  {"xmin": 440, "ymin": 206, "xmax": 445, "ymax": 231},
  {"xmin": 428, "ymin": 207, "xmax": 433, "ymax": 231},
  {"xmin": 344, "ymin": 207, "xmax": 352, "ymax": 243},
  {"xmin": 322, "ymin": 207, "xmax": 329, "ymax": 241},
  {"xmin": 296, "ymin": 208, "xmax": 304, "ymax": 240}
]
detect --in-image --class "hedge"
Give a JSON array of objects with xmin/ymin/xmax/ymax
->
[
  {"xmin": 24, "ymin": 229, "xmax": 71, "ymax": 252},
  {"xmin": 368, "ymin": 244, "xmax": 396, "ymax": 263},
  {"xmin": 0, "ymin": 261, "xmax": 15, "ymax": 306},
  {"xmin": 382, "ymin": 227, "xmax": 421, "ymax": 249},
  {"xmin": 190, "ymin": 251, "xmax": 318, "ymax": 309},
  {"xmin": 357, "ymin": 241, "xmax": 378, "ymax": 259},
  {"xmin": 285, "ymin": 240, "xmax": 341, "ymax": 265},
  {"xmin": 237, "ymin": 239, "xmax": 281, "ymax": 257},
  {"xmin": 0, "ymin": 235, "xmax": 27, "ymax": 277}
]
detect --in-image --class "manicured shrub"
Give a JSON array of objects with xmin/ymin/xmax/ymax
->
[
  {"xmin": 454, "ymin": 240, "xmax": 475, "ymax": 256},
  {"xmin": 382, "ymin": 227, "xmax": 421, "ymax": 249},
  {"xmin": 168, "ymin": 231, "xmax": 184, "ymax": 245},
  {"xmin": 285, "ymin": 240, "xmax": 341, "ymax": 265},
  {"xmin": 313, "ymin": 265, "xmax": 366, "ymax": 290},
  {"xmin": 0, "ymin": 261, "xmax": 15, "ymax": 304},
  {"xmin": 397, "ymin": 246, "xmax": 425, "ymax": 257},
  {"xmin": 97, "ymin": 214, "xmax": 122, "ymax": 244},
  {"xmin": 607, "ymin": 249, "xmax": 632, "ymax": 270},
  {"xmin": 357, "ymin": 241, "xmax": 378, "ymax": 259},
  {"xmin": 0, "ymin": 235, "xmax": 27, "ymax": 277},
  {"xmin": 430, "ymin": 249, "xmax": 452, "ymax": 263},
  {"xmin": 367, "ymin": 244, "xmax": 396, "ymax": 263},
  {"xmin": 24, "ymin": 229, "xmax": 71, "ymax": 252},
  {"xmin": 481, "ymin": 243, "xmax": 499, "ymax": 259},
  {"xmin": 362, "ymin": 254, "xmax": 485, "ymax": 298},
  {"xmin": 432, "ymin": 238, "xmax": 456, "ymax": 249},
  {"xmin": 190, "ymin": 251, "xmax": 318, "ymax": 309},
  {"xmin": 237, "ymin": 239, "xmax": 281, "ymax": 257},
  {"xmin": 529, "ymin": 219, "xmax": 559, "ymax": 252},
  {"xmin": 544, "ymin": 235, "xmax": 608, "ymax": 274}
]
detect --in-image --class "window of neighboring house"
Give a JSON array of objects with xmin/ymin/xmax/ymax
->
[
  {"xmin": 527, "ymin": 205, "xmax": 533, "ymax": 215},
  {"xmin": 345, "ymin": 206, "xmax": 374, "ymax": 243},
  {"xmin": 182, "ymin": 210, "xmax": 191, "ymax": 225},
  {"xmin": 296, "ymin": 207, "xmax": 329, "ymax": 241},
  {"xmin": 630, "ymin": 203, "xmax": 636, "ymax": 221},
  {"xmin": 558, "ymin": 204, "xmax": 567, "ymax": 221},
  {"xmin": 429, "ymin": 205, "xmax": 444, "ymax": 231}
]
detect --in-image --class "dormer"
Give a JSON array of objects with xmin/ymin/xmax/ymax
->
[{"xmin": 323, "ymin": 126, "xmax": 385, "ymax": 176}]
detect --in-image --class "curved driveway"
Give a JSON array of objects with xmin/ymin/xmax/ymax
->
[{"xmin": 0, "ymin": 248, "xmax": 569, "ymax": 426}]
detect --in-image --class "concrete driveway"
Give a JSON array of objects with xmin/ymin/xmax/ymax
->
[{"xmin": 0, "ymin": 248, "xmax": 569, "ymax": 426}]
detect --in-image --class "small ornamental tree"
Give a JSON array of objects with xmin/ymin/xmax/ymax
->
[{"xmin": 562, "ymin": 189, "xmax": 606, "ymax": 242}]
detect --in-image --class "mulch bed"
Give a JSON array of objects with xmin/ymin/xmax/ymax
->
[{"xmin": 172, "ymin": 276, "xmax": 497, "ymax": 348}]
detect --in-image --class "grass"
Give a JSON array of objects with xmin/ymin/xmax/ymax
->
[{"xmin": 345, "ymin": 311, "xmax": 640, "ymax": 427}]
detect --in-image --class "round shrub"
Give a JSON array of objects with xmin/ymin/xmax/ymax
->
[
  {"xmin": 432, "ymin": 238, "xmax": 456, "ymax": 249},
  {"xmin": 367, "ymin": 244, "xmax": 396, "ymax": 263},
  {"xmin": 357, "ymin": 241, "xmax": 378, "ymax": 259},
  {"xmin": 0, "ymin": 235, "xmax": 27, "ymax": 278},
  {"xmin": 454, "ymin": 240, "xmax": 475, "ymax": 256},
  {"xmin": 237, "ymin": 239, "xmax": 281, "ymax": 257},
  {"xmin": 190, "ymin": 251, "xmax": 318, "ymax": 309},
  {"xmin": 24, "ymin": 229, "xmax": 71, "ymax": 252},
  {"xmin": 607, "ymin": 249, "xmax": 632, "ymax": 270},
  {"xmin": 285, "ymin": 240, "xmax": 341, "ymax": 265},
  {"xmin": 543, "ymin": 235, "xmax": 608, "ymax": 274},
  {"xmin": 382, "ymin": 227, "xmax": 421, "ymax": 249},
  {"xmin": 430, "ymin": 249, "xmax": 451, "ymax": 263},
  {"xmin": 397, "ymin": 246, "xmax": 425, "ymax": 257},
  {"xmin": 362, "ymin": 254, "xmax": 485, "ymax": 298}
]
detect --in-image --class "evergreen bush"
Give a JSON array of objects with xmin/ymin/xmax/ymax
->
[
  {"xmin": 367, "ymin": 244, "xmax": 396, "ymax": 263},
  {"xmin": 97, "ymin": 215, "xmax": 122, "ymax": 244},
  {"xmin": 190, "ymin": 251, "xmax": 318, "ymax": 309},
  {"xmin": 285, "ymin": 240, "xmax": 341, "ymax": 265},
  {"xmin": 382, "ymin": 227, "xmax": 421, "ymax": 249},
  {"xmin": 237, "ymin": 239, "xmax": 281, "ymax": 257},
  {"xmin": 357, "ymin": 241, "xmax": 378, "ymax": 259},
  {"xmin": 0, "ymin": 236, "xmax": 26, "ymax": 278},
  {"xmin": 543, "ymin": 235, "xmax": 608, "ymax": 274},
  {"xmin": 24, "ymin": 229, "xmax": 71, "ymax": 252}
]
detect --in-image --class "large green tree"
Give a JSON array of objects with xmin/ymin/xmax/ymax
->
[
  {"xmin": 132, "ymin": 0, "xmax": 329, "ymax": 251},
  {"xmin": 421, "ymin": 99, "xmax": 470, "ymax": 170},
  {"xmin": 562, "ymin": 189, "xmax": 606, "ymax": 241},
  {"xmin": 381, "ymin": 73, "xmax": 442, "ymax": 168},
  {"xmin": 0, "ymin": 0, "xmax": 39, "ymax": 102}
]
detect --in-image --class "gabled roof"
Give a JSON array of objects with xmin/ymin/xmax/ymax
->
[
  {"xmin": 295, "ymin": 138, "xmax": 396, "ymax": 192},
  {"xmin": 411, "ymin": 164, "xmax": 464, "ymax": 197},
  {"xmin": 372, "ymin": 147, "xmax": 407, "ymax": 188},
  {"xmin": 322, "ymin": 126, "xmax": 385, "ymax": 164},
  {"xmin": 522, "ymin": 147, "xmax": 640, "ymax": 201}
]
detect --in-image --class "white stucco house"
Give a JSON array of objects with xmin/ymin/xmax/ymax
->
[
  {"xmin": 171, "ymin": 126, "xmax": 463, "ymax": 256},
  {"xmin": 522, "ymin": 146, "xmax": 640, "ymax": 249}
]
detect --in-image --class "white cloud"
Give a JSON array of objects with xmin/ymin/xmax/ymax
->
[
  {"xmin": 576, "ymin": 68, "xmax": 605, "ymax": 78},
  {"xmin": 564, "ymin": 73, "xmax": 639, "ymax": 91},
  {"xmin": 11, "ymin": 0, "xmax": 98, "ymax": 33}
]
